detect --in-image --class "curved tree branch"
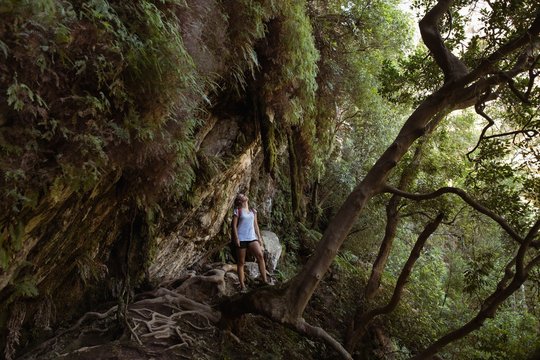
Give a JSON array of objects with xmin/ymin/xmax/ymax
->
[
  {"xmin": 364, "ymin": 139, "xmax": 429, "ymax": 301},
  {"xmin": 485, "ymin": 128, "xmax": 538, "ymax": 140},
  {"xmin": 419, "ymin": 0, "xmax": 468, "ymax": 83},
  {"xmin": 382, "ymin": 185, "xmax": 525, "ymax": 245},
  {"xmin": 466, "ymin": 91, "xmax": 496, "ymax": 159},
  {"xmin": 369, "ymin": 214, "xmax": 444, "ymax": 316},
  {"xmin": 506, "ymin": 77, "xmax": 532, "ymax": 104},
  {"xmin": 501, "ymin": 53, "xmax": 540, "ymax": 103}
]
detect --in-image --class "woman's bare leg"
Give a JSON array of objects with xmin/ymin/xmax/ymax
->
[
  {"xmin": 249, "ymin": 241, "xmax": 268, "ymax": 283},
  {"xmin": 237, "ymin": 247, "xmax": 247, "ymax": 289}
]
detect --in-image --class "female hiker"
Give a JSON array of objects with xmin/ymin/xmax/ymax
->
[{"xmin": 232, "ymin": 193, "xmax": 268, "ymax": 291}]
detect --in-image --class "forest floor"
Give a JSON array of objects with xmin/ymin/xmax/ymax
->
[{"xmin": 15, "ymin": 262, "xmax": 367, "ymax": 360}]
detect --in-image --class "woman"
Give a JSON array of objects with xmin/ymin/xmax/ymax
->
[{"xmin": 232, "ymin": 193, "xmax": 268, "ymax": 290}]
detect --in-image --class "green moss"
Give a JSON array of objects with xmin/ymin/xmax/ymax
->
[{"xmin": 260, "ymin": 114, "xmax": 278, "ymax": 175}]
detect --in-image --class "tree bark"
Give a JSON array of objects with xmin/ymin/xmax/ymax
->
[
  {"xmin": 419, "ymin": 0, "xmax": 468, "ymax": 82},
  {"xmin": 284, "ymin": 92, "xmax": 451, "ymax": 321}
]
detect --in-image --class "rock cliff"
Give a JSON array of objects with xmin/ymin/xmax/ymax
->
[{"xmin": 0, "ymin": 1, "xmax": 293, "ymax": 355}]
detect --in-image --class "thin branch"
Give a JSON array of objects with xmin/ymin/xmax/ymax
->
[
  {"xmin": 346, "ymin": 215, "xmax": 444, "ymax": 351},
  {"xmin": 443, "ymin": 205, "xmax": 468, "ymax": 225},
  {"xmin": 382, "ymin": 185, "xmax": 524, "ymax": 245},
  {"xmin": 503, "ymin": 54, "xmax": 540, "ymax": 103},
  {"xmin": 466, "ymin": 102, "xmax": 538, "ymax": 155},
  {"xmin": 484, "ymin": 129, "xmax": 538, "ymax": 140},
  {"xmin": 516, "ymin": 219, "xmax": 540, "ymax": 279},
  {"xmin": 525, "ymin": 55, "xmax": 540, "ymax": 97},
  {"xmin": 481, "ymin": 256, "xmax": 517, "ymax": 311},
  {"xmin": 411, "ymin": 219, "xmax": 540, "ymax": 360},
  {"xmin": 461, "ymin": 12, "xmax": 540, "ymax": 85},
  {"xmin": 369, "ymin": 214, "xmax": 444, "ymax": 317},
  {"xmin": 466, "ymin": 93, "xmax": 496, "ymax": 159},
  {"xmin": 506, "ymin": 78, "xmax": 532, "ymax": 104},
  {"xmin": 525, "ymin": 253, "xmax": 540, "ymax": 273}
]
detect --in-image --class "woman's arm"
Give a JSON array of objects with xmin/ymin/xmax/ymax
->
[
  {"xmin": 232, "ymin": 213, "xmax": 240, "ymax": 247},
  {"xmin": 254, "ymin": 212, "xmax": 264, "ymax": 249}
]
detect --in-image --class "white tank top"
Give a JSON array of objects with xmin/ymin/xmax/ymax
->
[{"xmin": 234, "ymin": 208, "xmax": 257, "ymax": 241}]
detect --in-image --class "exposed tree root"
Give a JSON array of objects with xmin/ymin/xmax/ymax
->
[
  {"xmin": 126, "ymin": 288, "xmax": 219, "ymax": 348},
  {"xmin": 293, "ymin": 318, "xmax": 353, "ymax": 360},
  {"xmin": 18, "ymin": 270, "xmax": 228, "ymax": 359},
  {"xmin": 56, "ymin": 344, "xmax": 102, "ymax": 357},
  {"xmin": 19, "ymin": 264, "xmax": 350, "ymax": 359},
  {"xmin": 224, "ymin": 330, "xmax": 242, "ymax": 344},
  {"xmin": 17, "ymin": 306, "xmax": 119, "ymax": 359},
  {"xmin": 69, "ymin": 306, "xmax": 118, "ymax": 333}
]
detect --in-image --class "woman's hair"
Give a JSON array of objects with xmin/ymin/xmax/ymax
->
[{"xmin": 234, "ymin": 194, "xmax": 244, "ymax": 208}]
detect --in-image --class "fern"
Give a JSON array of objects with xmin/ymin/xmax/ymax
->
[
  {"xmin": 76, "ymin": 254, "xmax": 108, "ymax": 286},
  {"xmin": 14, "ymin": 279, "xmax": 39, "ymax": 298}
]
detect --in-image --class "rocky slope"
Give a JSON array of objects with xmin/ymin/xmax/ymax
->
[{"xmin": 0, "ymin": 1, "xmax": 299, "ymax": 357}]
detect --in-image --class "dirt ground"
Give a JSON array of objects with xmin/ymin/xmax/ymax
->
[{"xmin": 15, "ymin": 263, "xmax": 356, "ymax": 360}]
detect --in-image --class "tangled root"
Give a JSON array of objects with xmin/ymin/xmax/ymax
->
[{"xmin": 19, "ymin": 275, "xmax": 226, "ymax": 359}]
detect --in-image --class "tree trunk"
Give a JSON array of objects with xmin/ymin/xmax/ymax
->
[
  {"xmin": 284, "ymin": 92, "xmax": 450, "ymax": 320},
  {"xmin": 288, "ymin": 129, "xmax": 304, "ymax": 221}
]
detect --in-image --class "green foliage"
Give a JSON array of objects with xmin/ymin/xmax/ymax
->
[
  {"xmin": 0, "ymin": 0, "xmax": 210, "ymax": 216},
  {"xmin": 221, "ymin": 0, "xmax": 276, "ymax": 90},
  {"xmin": 380, "ymin": 46, "xmax": 443, "ymax": 106},
  {"xmin": 0, "ymin": 221, "xmax": 27, "ymax": 271},
  {"xmin": 265, "ymin": 1, "xmax": 319, "ymax": 125},
  {"xmin": 311, "ymin": 0, "xmax": 413, "ymax": 149},
  {"xmin": 449, "ymin": 306, "xmax": 540, "ymax": 360},
  {"xmin": 6, "ymin": 81, "xmax": 45, "ymax": 112},
  {"xmin": 13, "ymin": 277, "xmax": 39, "ymax": 299},
  {"xmin": 463, "ymin": 249, "xmax": 496, "ymax": 295},
  {"xmin": 334, "ymin": 250, "xmax": 364, "ymax": 278},
  {"xmin": 269, "ymin": 174, "xmax": 300, "ymax": 252}
]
